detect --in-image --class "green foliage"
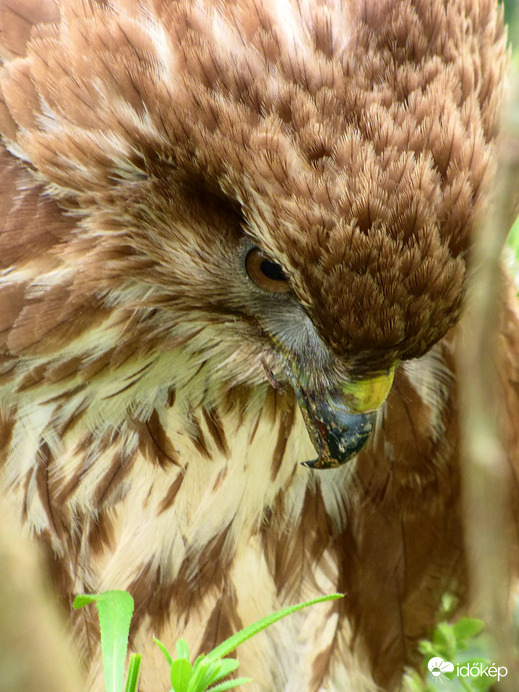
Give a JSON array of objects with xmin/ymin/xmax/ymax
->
[
  {"xmin": 509, "ymin": 215, "xmax": 519, "ymax": 256},
  {"xmin": 124, "ymin": 654, "xmax": 143, "ymax": 692},
  {"xmin": 504, "ymin": 0, "xmax": 519, "ymax": 51},
  {"xmin": 157, "ymin": 637, "xmax": 249, "ymax": 692},
  {"xmin": 403, "ymin": 608, "xmax": 499, "ymax": 692},
  {"xmin": 73, "ymin": 591, "xmax": 139, "ymax": 692},
  {"xmin": 507, "ymin": 216, "xmax": 519, "ymax": 287},
  {"xmin": 74, "ymin": 590, "xmax": 343, "ymax": 692}
]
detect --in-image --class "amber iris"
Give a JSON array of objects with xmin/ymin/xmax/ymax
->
[{"xmin": 245, "ymin": 247, "xmax": 290, "ymax": 293}]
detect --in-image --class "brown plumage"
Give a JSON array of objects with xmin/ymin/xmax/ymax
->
[{"xmin": 0, "ymin": 0, "xmax": 518, "ymax": 689}]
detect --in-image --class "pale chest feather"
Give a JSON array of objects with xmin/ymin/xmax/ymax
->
[{"xmin": 0, "ymin": 339, "xmax": 457, "ymax": 691}]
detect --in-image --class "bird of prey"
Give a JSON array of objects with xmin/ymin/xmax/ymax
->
[{"xmin": 0, "ymin": 0, "xmax": 518, "ymax": 690}]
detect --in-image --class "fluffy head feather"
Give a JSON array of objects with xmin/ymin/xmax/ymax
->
[{"xmin": 0, "ymin": 0, "xmax": 506, "ymax": 372}]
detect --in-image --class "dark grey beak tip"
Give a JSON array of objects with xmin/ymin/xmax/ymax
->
[{"xmin": 302, "ymin": 408, "xmax": 376, "ymax": 470}]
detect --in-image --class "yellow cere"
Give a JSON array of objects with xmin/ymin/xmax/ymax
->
[{"xmin": 341, "ymin": 366, "xmax": 396, "ymax": 413}]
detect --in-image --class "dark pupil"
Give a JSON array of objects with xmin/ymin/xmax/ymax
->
[{"xmin": 260, "ymin": 259, "xmax": 286, "ymax": 281}]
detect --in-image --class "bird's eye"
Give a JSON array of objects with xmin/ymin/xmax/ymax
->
[{"xmin": 245, "ymin": 247, "xmax": 290, "ymax": 293}]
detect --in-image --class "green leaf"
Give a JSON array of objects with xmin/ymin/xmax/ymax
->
[
  {"xmin": 154, "ymin": 637, "xmax": 174, "ymax": 667},
  {"xmin": 402, "ymin": 668, "xmax": 430, "ymax": 692},
  {"xmin": 177, "ymin": 639, "xmax": 191, "ymax": 660},
  {"xmin": 433, "ymin": 621, "xmax": 464, "ymax": 660},
  {"xmin": 452, "ymin": 618, "xmax": 485, "ymax": 647},
  {"xmin": 440, "ymin": 593, "xmax": 458, "ymax": 618},
  {"xmin": 207, "ymin": 593, "xmax": 343, "ymax": 660},
  {"xmin": 73, "ymin": 594, "xmax": 100, "ymax": 609},
  {"xmin": 73, "ymin": 590, "xmax": 134, "ymax": 692},
  {"xmin": 508, "ymin": 214, "xmax": 519, "ymax": 256},
  {"xmin": 179, "ymin": 655, "xmax": 240, "ymax": 692},
  {"xmin": 211, "ymin": 659, "xmax": 239, "ymax": 682},
  {"xmin": 417, "ymin": 640, "xmax": 438, "ymax": 657},
  {"xmin": 170, "ymin": 658, "xmax": 193, "ymax": 692},
  {"xmin": 187, "ymin": 659, "xmax": 222, "ymax": 692},
  {"xmin": 124, "ymin": 654, "xmax": 142, "ymax": 692},
  {"xmin": 207, "ymin": 678, "xmax": 252, "ymax": 692}
]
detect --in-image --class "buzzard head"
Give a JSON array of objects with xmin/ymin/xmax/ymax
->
[{"xmin": 0, "ymin": 0, "xmax": 505, "ymax": 468}]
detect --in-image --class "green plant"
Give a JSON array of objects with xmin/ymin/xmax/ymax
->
[
  {"xmin": 74, "ymin": 590, "xmax": 343, "ymax": 692},
  {"xmin": 509, "ymin": 215, "xmax": 519, "ymax": 258},
  {"xmin": 403, "ymin": 597, "xmax": 499, "ymax": 692},
  {"xmin": 73, "ymin": 591, "xmax": 140, "ymax": 692}
]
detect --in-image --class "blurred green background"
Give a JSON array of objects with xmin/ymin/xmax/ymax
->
[
  {"xmin": 504, "ymin": 0, "xmax": 519, "ymax": 39},
  {"xmin": 504, "ymin": 0, "xmax": 519, "ymax": 260}
]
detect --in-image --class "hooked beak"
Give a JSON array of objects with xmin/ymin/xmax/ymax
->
[{"xmin": 283, "ymin": 359, "xmax": 395, "ymax": 469}]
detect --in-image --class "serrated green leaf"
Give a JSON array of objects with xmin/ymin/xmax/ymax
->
[
  {"xmin": 155, "ymin": 637, "xmax": 174, "ymax": 666},
  {"xmin": 204, "ymin": 663, "xmax": 227, "ymax": 688},
  {"xmin": 212, "ymin": 658, "xmax": 239, "ymax": 681},
  {"xmin": 207, "ymin": 593, "xmax": 343, "ymax": 660},
  {"xmin": 73, "ymin": 591, "xmax": 134, "ymax": 692},
  {"xmin": 170, "ymin": 658, "xmax": 193, "ymax": 691},
  {"xmin": 187, "ymin": 659, "xmax": 222, "ymax": 692},
  {"xmin": 207, "ymin": 677, "xmax": 252, "ymax": 692}
]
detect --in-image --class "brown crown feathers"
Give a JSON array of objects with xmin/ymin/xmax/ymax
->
[{"xmin": 0, "ymin": 0, "xmax": 507, "ymax": 373}]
